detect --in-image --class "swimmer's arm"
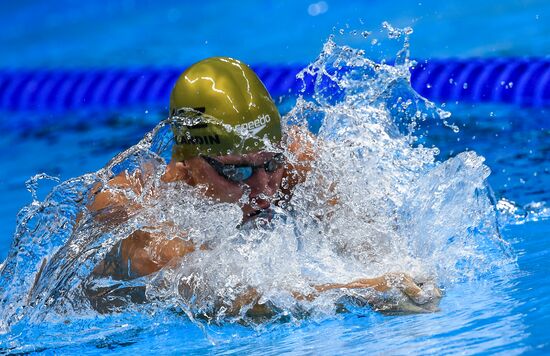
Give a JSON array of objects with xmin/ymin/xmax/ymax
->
[
  {"xmin": 89, "ymin": 160, "xmax": 190, "ymax": 219},
  {"xmin": 88, "ymin": 165, "xmax": 202, "ymax": 279},
  {"xmin": 308, "ymin": 273, "xmax": 426, "ymax": 301},
  {"xmin": 93, "ymin": 228, "xmax": 198, "ymax": 279},
  {"xmin": 229, "ymin": 273, "xmax": 436, "ymax": 317},
  {"xmin": 87, "ymin": 170, "xmax": 145, "ymax": 222}
]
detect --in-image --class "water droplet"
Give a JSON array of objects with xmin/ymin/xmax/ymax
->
[{"xmin": 307, "ymin": 1, "xmax": 328, "ymax": 16}]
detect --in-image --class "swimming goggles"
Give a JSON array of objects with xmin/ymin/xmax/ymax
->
[{"xmin": 202, "ymin": 153, "xmax": 285, "ymax": 183}]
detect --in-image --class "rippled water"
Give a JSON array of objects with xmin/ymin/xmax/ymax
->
[{"xmin": 1, "ymin": 30, "xmax": 549, "ymax": 354}]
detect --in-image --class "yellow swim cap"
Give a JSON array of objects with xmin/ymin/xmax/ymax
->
[{"xmin": 169, "ymin": 57, "xmax": 282, "ymax": 161}]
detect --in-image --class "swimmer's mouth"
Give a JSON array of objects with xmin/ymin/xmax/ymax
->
[
  {"xmin": 238, "ymin": 208, "xmax": 278, "ymax": 229},
  {"xmin": 246, "ymin": 208, "xmax": 274, "ymax": 220}
]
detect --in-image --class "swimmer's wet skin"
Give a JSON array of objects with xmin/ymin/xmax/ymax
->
[{"xmin": 87, "ymin": 57, "xmax": 441, "ymax": 318}]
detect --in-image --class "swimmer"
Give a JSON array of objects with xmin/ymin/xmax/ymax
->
[{"xmin": 87, "ymin": 57, "xmax": 441, "ymax": 316}]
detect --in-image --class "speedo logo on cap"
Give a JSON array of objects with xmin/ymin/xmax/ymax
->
[{"xmin": 235, "ymin": 114, "xmax": 271, "ymax": 137}]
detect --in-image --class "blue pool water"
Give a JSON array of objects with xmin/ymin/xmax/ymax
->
[{"xmin": 1, "ymin": 1, "xmax": 549, "ymax": 354}]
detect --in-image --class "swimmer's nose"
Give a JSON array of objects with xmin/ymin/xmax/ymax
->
[{"xmin": 248, "ymin": 169, "xmax": 277, "ymax": 201}]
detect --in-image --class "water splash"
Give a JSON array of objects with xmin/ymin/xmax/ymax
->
[
  {"xmin": 0, "ymin": 24, "xmax": 514, "ymax": 348},
  {"xmin": 496, "ymin": 198, "xmax": 550, "ymax": 225},
  {"xmin": 25, "ymin": 173, "xmax": 60, "ymax": 204}
]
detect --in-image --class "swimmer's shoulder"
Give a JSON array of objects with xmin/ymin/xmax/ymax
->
[
  {"xmin": 286, "ymin": 125, "xmax": 317, "ymax": 161},
  {"xmin": 284, "ymin": 125, "xmax": 317, "ymax": 182},
  {"xmin": 88, "ymin": 163, "xmax": 154, "ymax": 212},
  {"xmin": 161, "ymin": 161, "xmax": 192, "ymax": 184}
]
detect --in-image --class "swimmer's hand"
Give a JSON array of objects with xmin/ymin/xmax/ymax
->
[
  {"xmin": 304, "ymin": 272, "xmax": 442, "ymax": 313},
  {"xmin": 347, "ymin": 273, "xmax": 440, "ymax": 303},
  {"xmin": 349, "ymin": 273, "xmax": 442, "ymax": 313}
]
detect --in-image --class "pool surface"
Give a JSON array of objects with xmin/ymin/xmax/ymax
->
[{"xmin": 0, "ymin": 1, "xmax": 549, "ymax": 354}]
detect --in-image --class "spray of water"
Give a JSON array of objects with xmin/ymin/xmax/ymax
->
[{"xmin": 0, "ymin": 25, "xmax": 512, "ymax": 337}]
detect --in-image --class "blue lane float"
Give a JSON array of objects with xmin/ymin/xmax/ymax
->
[{"xmin": 0, "ymin": 58, "xmax": 548, "ymax": 115}]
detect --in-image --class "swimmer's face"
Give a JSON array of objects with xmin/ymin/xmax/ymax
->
[{"xmin": 178, "ymin": 151, "xmax": 285, "ymax": 222}]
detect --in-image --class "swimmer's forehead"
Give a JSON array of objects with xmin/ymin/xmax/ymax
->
[{"xmin": 213, "ymin": 151, "xmax": 280, "ymax": 165}]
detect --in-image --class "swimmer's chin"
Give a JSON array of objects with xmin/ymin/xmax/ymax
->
[{"xmin": 240, "ymin": 208, "xmax": 274, "ymax": 227}]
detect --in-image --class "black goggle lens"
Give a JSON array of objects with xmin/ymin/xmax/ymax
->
[{"xmin": 203, "ymin": 154, "xmax": 284, "ymax": 183}]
